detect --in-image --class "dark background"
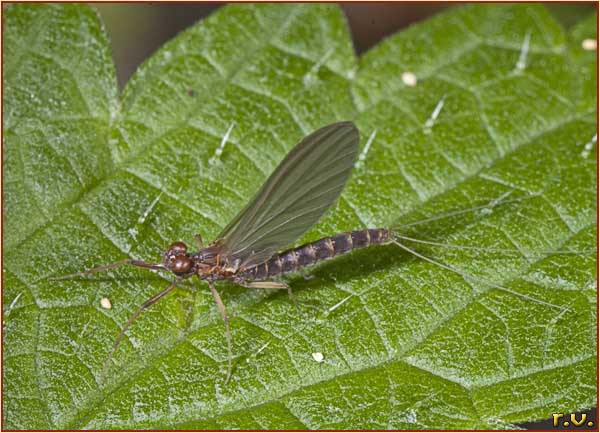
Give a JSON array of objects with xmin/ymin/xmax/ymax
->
[
  {"xmin": 94, "ymin": 2, "xmax": 597, "ymax": 430},
  {"xmin": 95, "ymin": 3, "xmax": 596, "ymax": 88}
]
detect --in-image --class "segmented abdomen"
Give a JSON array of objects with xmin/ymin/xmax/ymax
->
[{"xmin": 239, "ymin": 228, "xmax": 390, "ymax": 280}]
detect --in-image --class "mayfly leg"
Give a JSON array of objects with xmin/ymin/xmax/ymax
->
[
  {"xmin": 243, "ymin": 281, "xmax": 302, "ymax": 314},
  {"xmin": 208, "ymin": 282, "xmax": 233, "ymax": 384},
  {"xmin": 50, "ymin": 259, "xmax": 165, "ymax": 281},
  {"xmin": 101, "ymin": 278, "xmax": 182, "ymax": 379}
]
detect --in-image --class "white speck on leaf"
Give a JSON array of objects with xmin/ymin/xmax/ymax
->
[
  {"xmin": 515, "ymin": 31, "xmax": 531, "ymax": 71},
  {"xmin": 582, "ymin": 38, "xmax": 597, "ymax": 51},
  {"xmin": 247, "ymin": 342, "xmax": 270, "ymax": 363},
  {"xmin": 5, "ymin": 293, "xmax": 23, "ymax": 317},
  {"xmin": 424, "ymin": 95, "xmax": 446, "ymax": 133},
  {"xmin": 355, "ymin": 130, "xmax": 377, "ymax": 168},
  {"xmin": 303, "ymin": 48, "xmax": 334, "ymax": 86},
  {"xmin": 137, "ymin": 191, "xmax": 163, "ymax": 225},
  {"xmin": 100, "ymin": 297, "xmax": 112, "ymax": 309},
  {"xmin": 580, "ymin": 133, "xmax": 596, "ymax": 158},
  {"xmin": 312, "ymin": 352, "xmax": 324, "ymax": 362},
  {"xmin": 327, "ymin": 294, "xmax": 353, "ymax": 313},
  {"xmin": 401, "ymin": 71, "xmax": 417, "ymax": 87},
  {"xmin": 210, "ymin": 122, "xmax": 235, "ymax": 165}
]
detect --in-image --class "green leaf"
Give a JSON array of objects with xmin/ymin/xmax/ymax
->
[
  {"xmin": 3, "ymin": 4, "xmax": 596, "ymax": 429},
  {"xmin": 3, "ymin": 3, "xmax": 118, "ymax": 249}
]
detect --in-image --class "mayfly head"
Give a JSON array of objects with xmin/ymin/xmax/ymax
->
[{"xmin": 163, "ymin": 241, "xmax": 194, "ymax": 275}]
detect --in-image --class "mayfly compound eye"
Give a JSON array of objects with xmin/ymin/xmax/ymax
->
[
  {"xmin": 172, "ymin": 255, "xmax": 192, "ymax": 274},
  {"xmin": 168, "ymin": 241, "xmax": 187, "ymax": 256}
]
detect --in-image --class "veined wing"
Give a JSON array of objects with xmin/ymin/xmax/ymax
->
[{"xmin": 214, "ymin": 121, "xmax": 360, "ymax": 269}]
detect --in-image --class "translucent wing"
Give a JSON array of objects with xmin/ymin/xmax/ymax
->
[{"xmin": 214, "ymin": 121, "xmax": 360, "ymax": 269}]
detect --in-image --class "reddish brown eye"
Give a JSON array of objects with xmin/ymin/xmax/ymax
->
[
  {"xmin": 172, "ymin": 255, "xmax": 192, "ymax": 274},
  {"xmin": 169, "ymin": 241, "xmax": 187, "ymax": 255}
]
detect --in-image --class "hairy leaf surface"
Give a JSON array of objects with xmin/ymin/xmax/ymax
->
[{"xmin": 3, "ymin": 4, "xmax": 596, "ymax": 429}]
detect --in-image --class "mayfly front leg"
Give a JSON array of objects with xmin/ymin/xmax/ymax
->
[{"xmin": 50, "ymin": 259, "xmax": 166, "ymax": 281}]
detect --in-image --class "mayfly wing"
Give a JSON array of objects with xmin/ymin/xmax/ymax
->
[{"xmin": 214, "ymin": 121, "xmax": 360, "ymax": 269}]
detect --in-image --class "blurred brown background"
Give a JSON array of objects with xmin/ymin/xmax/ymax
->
[
  {"xmin": 93, "ymin": 3, "xmax": 597, "ymax": 429},
  {"xmin": 94, "ymin": 2, "xmax": 595, "ymax": 88}
]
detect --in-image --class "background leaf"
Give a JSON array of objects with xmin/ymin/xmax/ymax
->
[
  {"xmin": 3, "ymin": 3, "xmax": 118, "ymax": 249},
  {"xmin": 3, "ymin": 3, "xmax": 596, "ymax": 429}
]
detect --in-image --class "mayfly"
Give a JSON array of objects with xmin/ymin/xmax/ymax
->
[
  {"xmin": 52, "ymin": 121, "xmax": 586, "ymax": 382},
  {"xmin": 55, "ymin": 122, "xmax": 379, "ymax": 380}
]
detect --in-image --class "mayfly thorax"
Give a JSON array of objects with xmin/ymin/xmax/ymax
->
[{"xmin": 52, "ymin": 121, "xmax": 586, "ymax": 383}]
